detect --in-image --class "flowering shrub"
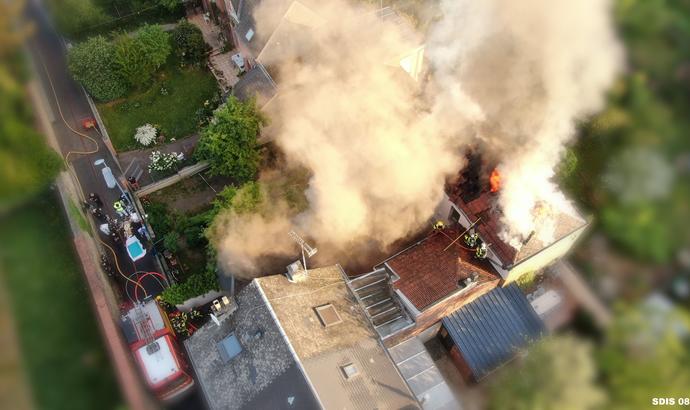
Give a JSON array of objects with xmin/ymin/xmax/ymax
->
[
  {"xmin": 148, "ymin": 150, "xmax": 180, "ymax": 173},
  {"xmin": 134, "ymin": 123, "xmax": 158, "ymax": 146}
]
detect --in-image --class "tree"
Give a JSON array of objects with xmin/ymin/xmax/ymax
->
[
  {"xmin": 598, "ymin": 304, "xmax": 690, "ymax": 410},
  {"xmin": 114, "ymin": 25, "xmax": 171, "ymax": 89},
  {"xmin": 135, "ymin": 24, "xmax": 171, "ymax": 70},
  {"xmin": 195, "ymin": 97, "xmax": 266, "ymax": 183},
  {"xmin": 171, "ymin": 20, "xmax": 209, "ymax": 64},
  {"xmin": 487, "ymin": 335, "xmax": 606, "ymax": 410},
  {"xmin": 68, "ymin": 36, "xmax": 128, "ymax": 101}
]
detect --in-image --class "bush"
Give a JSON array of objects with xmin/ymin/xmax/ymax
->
[
  {"xmin": 172, "ymin": 20, "xmax": 209, "ymax": 64},
  {"xmin": 144, "ymin": 201, "xmax": 172, "ymax": 235},
  {"xmin": 68, "ymin": 36, "xmax": 128, "ymax": 101},
  {"xmin": 134, "ymin": 123, "xmax": 158, "ymax": 146},
  {"xmin": 160, "ymin": 268, "xmax": 219, "ymax": 305},
  {"xmin": 163, "ymin": 231, "xmax": 180, "ymax": 252},
  {"xmin": 148, "ymin": 151, "xmax": 180, "ymax": 173}
]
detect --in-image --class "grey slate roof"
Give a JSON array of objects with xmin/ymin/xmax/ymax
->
[
  {"xmin": 232, "ymin": 64, "xmax": 277, "ymax": 108},
  {"xmin": 183, "ymin": 282, "xmax": 319, "ymax": 410},
  {"xmin": 442, "ymin": 284, "xmax": 544, "ymax": 380}
]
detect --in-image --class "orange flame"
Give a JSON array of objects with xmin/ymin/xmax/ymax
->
[{"xmin": 490, "ymin": 169, "xmax": 501, "ymax": 193}]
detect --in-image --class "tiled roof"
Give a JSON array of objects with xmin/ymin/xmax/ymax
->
[
  {"xmin": 449, "ymin": 189, "xmax": 587, "ymax": 268},
  {"xmin": 384, "ymin": 228, "xmax": 500, "ymax": 311},
  {"xmin": 442, "ymin": 284, "xmax": 545, "ymax": 380}
]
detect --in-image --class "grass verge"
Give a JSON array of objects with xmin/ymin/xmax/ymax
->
[{"xmin": 0, "ymin": 192, "xmax": 122, "ymax": 410}]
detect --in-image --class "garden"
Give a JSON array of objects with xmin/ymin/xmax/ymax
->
[
  {"xmin": 97, "ymin": 58, "xmax": 219, "ymax": 151},
  {"xmin": 68, "ymin": 20, "xmax": 220, "ymax": 152},
  {"xmin": 139, "ymin": 94, "xmax": 309, "ymax": 306}
]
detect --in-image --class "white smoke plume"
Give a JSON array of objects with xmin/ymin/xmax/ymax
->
[
  {"xmin": 426, "ymin": 0, "xmax": 623, "ymax": 243},
  {"xmin": 212, "ymin": 0, "xmax": 622, "ymax": 276}
]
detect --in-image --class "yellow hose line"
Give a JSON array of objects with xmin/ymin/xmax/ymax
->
[{"xmin": 34, "ymin": 46, "xmax": 146, "ymax": 299}]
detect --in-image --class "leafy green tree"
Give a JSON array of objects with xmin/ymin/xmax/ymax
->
[
  {"xmin": 195, "ymin": 97, "xmax": 266, "ymax": 183},
  {"xmin": 135, "ymin": 24, "xmax": 171, "ymax": 70},
  {"xmin": 598, "ymin": 304, "xmax": 690, "ymax": 410},
  {"xmin": 171, "ymin": 20, "xmax": 209, "ymax": 64},
  {"xmin": 114, "ymin": 25, "xmax": 170, "ymax": 88},
  {"xmin": 487, "ymin": 335, "xmax": 606, "ymax": 410},
  {"xmin": 68, "ymin": 36, "xmax": 128, "ymax": 101}
]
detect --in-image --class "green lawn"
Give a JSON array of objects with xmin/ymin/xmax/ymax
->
[
  {"xmin": 0, "ymin": 192, "xmax": 122, "ymax": 410},
  {"xmin": 97, "ymin": 60, "xmax": 218, "ymax": 151}
]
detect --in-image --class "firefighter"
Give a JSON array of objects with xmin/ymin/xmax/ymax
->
[
  {"xmin": 433, "ymin": 220, "xmax": 445, "ymax": 230},
  {"xmin": 88, "ymin": 192, "xmax": 103, "ymax": 207},
  {"xmin": 113, "ymin": 200, "xmax": 126, "ymax": 217},
  {"xmin": 475, "ymin": 242, "xmax": 488, "ymax": 259},
  {"xmin": 464, "ymin": 232, "xmax": 479, "ymax": 248}
]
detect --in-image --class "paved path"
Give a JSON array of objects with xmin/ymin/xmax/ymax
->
[{"xmin": 119, "ymin": 134, "xmax": 201, "ymax": 187}]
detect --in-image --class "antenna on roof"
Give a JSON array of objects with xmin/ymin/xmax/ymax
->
[{"xmin": 288, "ymin": 230, "xmax": 317, "ymax": 271}]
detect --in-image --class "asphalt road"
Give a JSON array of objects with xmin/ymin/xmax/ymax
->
[{"xmin": 25, "ymin": 0, "xmax": 164, "ymax": 301}]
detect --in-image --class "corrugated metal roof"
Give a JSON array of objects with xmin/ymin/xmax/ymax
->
[{"xmin": 442, "ymin": 284, "xmax": 544, "ymax": 380}]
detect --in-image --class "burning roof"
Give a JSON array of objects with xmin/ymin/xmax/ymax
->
[{"xmin": 446, "ymin": 154, "xmax": 588, "ymax": 269}]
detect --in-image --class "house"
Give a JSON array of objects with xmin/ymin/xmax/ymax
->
[
  {"xmin": 347, "ymin": 231, "xmax": 545, "ymax": 390},
  {"xmin": 224, "ymin": 1, "xmax": 426, "ymax": 141},
  {"xmin": 184, "ymin": 265, "xmax": 419, "ymax": 410},
  {"xmin": 348, "ymin": 227, "xmax": 503, "ymax": 347},
  {"xmin": 436, "ymin": 153, "xmax": 589, "ymax": 284}
]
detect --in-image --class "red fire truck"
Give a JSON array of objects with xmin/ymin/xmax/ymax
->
[{"xmin": 120, "ymin": 299, "xmax": 195, "ymax": 401}]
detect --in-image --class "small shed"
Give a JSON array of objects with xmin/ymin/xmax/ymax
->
[{"xmin": 440, "ymin": 284, "xmax": 544, "ymax": 382}]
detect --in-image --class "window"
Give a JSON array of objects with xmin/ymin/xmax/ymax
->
[
  {"xmin": 314, "ymin": 304, "xmax": 342, "ymax": 327},
  {"xmin": 217, "ymin": 333, "xmax": 242, "ymax": 363},
  {"xmin": 449, "ymin": 207, "xmax": 461, "ymax": 224},
  {"xmin": 340, "ymin": 363, "xmax": 358, "ymax": 380}
]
